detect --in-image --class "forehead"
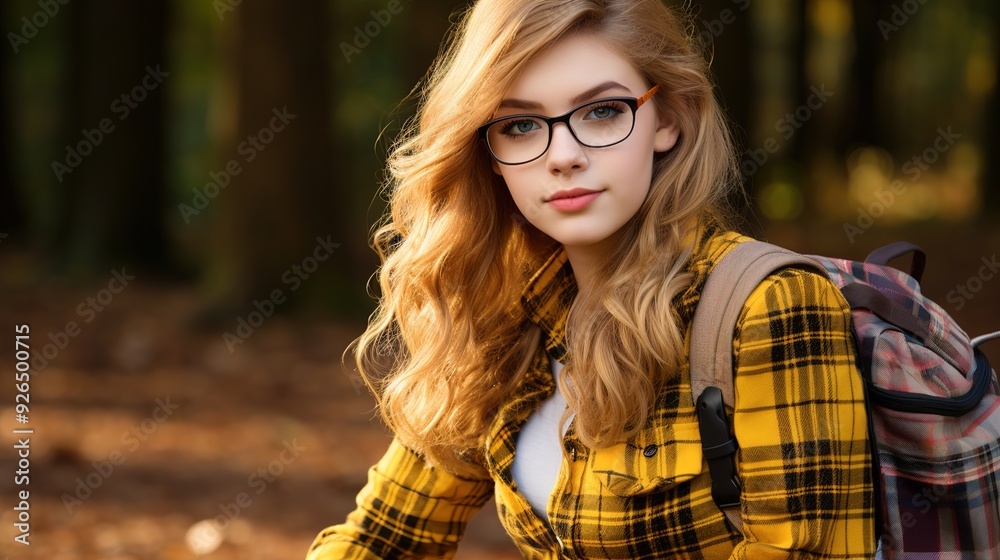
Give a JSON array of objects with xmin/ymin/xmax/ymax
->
[{"xmin": 500, "ymin": 33, "xmax": 644, "ymax": 113}]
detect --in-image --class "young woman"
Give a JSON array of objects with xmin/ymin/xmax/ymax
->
[{"xmin": 308, "ymin": 0, "xmax": 875, "ymax": 558}]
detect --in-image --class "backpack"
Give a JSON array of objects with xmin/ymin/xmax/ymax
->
[{"xmin": 690, "ymin": 239, "xmax": 1000, "ymax": 558}]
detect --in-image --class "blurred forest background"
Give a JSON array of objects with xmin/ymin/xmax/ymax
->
[{"xmin": 1, "ymin": 0, "xmax": 998, "ymax": 558}]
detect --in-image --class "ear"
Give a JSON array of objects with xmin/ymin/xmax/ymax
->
[{"xmin": 653, "ymin": 112, "xmax": 680, "ymax": 153}]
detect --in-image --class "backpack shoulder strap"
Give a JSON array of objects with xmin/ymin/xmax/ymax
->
[
  {"xmin": 690, "ymin": 240, "xmax": 823, "ymax": 410},
  {"xmin": 690, "ymin": 240, "xmax": 824, "ymax": 533}
]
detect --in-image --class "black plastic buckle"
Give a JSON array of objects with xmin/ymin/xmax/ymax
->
[{"xmin": 696, "ymin": 387, "xmax": 741, "ymax": 508}]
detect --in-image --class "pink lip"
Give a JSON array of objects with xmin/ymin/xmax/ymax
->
[{"xmin": 546, "ymin": 188, "xmax": 602, "ymax": 211}]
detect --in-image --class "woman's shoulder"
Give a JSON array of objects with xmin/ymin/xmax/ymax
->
[
  {"xmin": 735, "ymin": 264, "xmax": 853, "ymax": 360},
  {"xmin": 743, "ymin": 265, "xmax": 848, "ymax": 314},
  {"xmin": 678, "ymin": 226, "xmax": 850, "ymax": 336},
  {"xmin": 697, "ymin": 229, "xmax": 845, "ymax": 306},
  {"xmin": 694, "ymin": 229, "xmax": 852, "ymax": 332}
]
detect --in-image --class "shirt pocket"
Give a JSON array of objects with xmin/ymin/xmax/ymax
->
[{"xmin": 590, "ymin": 421, "xmax": 704, "ymax": 497}]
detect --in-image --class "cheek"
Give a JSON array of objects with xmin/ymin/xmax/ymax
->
[
  {"xmin": 500, "ymin": 173, "xmax": 539, "ymax": 218},
  {"xmin": 501, "ymin": 176, "xmax": 526, "ymax": 206},
  {"xmin": 608, "ymin": 142, "xmax": 655, "ymax": 197}
]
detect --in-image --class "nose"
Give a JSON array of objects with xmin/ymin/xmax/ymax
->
[{"xmin": 545, "ymin": 122, "xmax": 588, "ymax": 174}]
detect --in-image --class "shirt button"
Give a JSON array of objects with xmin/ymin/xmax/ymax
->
[{"xmin": 643, "ymin": 444, "xmax": 658, "ymax": 458}]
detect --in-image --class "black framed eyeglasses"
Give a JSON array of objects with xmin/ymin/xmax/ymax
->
[{"xmin": 477, "ymin": 84, "xmax": 660, "ymax": 165}]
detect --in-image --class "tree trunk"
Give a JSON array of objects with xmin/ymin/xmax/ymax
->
[
  {"xmin": 56, "ymin": 1, "xmax": 168, "ymax": 275},
  {"xmin": 983, "ymin": 3, "xmax": 1000, "ymax": 218},
  {"xmin": 788, "ymin": 0, "xmax": 809, "ymax": 164},
  {"xmin": 0, "ymin": 20, "xmax": 23, "ymax": 236},
  {"xmin": 696, "ymin": 0, "xmax": 756, "ymax": 223},
  {"xmin": 849, "ymin": 0, "xmax": 888, "ymax": 150},
  {"xmin": 203, "ymin": 0, "xmax": 346, "ymax": 317}
]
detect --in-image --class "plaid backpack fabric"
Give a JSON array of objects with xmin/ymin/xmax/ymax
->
[{"xmin": 690, "ymin": 240, "xmax": 1000, "ymax": 558}]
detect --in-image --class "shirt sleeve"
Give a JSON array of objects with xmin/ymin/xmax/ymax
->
[
  {"xmin": 305, "ymin": 438, "xmax": 495, "ymax": 560},
  {"xmin": 727, "ymin": 267, "xmax": 875, "ymax": 559}
]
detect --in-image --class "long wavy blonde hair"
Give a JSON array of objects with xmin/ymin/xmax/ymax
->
[{"xmin": 352, "ymin": 0, "xmax": 739, "ymax": 477}]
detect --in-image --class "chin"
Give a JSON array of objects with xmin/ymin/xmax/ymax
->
[{"xmin": 556, "ymin": 233, "xmax": 614, "ymax": 249}]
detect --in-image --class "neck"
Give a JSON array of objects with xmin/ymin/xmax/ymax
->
[
  {"xmin": 562, "ymin": 223, "xmax": 633, "ymax": 296},
  {"xmin": 564, "ymin": 241, "xmax": 612, "ymax": 297}
]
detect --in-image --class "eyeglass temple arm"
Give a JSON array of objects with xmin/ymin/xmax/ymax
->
[{"xmin": 636, "ymin": 84, "xmax": 660, "ymax": 107}]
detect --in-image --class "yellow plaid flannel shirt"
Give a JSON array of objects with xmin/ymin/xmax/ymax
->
[{"xmin": 307, "ymin": 227, "xmax": 875, "ymax": 559}]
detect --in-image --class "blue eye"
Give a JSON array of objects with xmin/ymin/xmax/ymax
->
[
  {"xmin": 500, "ymin": 119, "xmax": 541, "ymax": 137},
  {"xmin": 585, "ymin": 102, "xmax": 626, "ymax": 121}
]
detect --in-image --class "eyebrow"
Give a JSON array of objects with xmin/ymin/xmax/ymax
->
[{"xmin": 497, "ymin": 80, "xmax": 633, "ymax": 111}]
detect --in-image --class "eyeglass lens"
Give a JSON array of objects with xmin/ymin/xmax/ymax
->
[{"xmin": 485, "ymin": 98, "xmax": 634, "ymax": 164}]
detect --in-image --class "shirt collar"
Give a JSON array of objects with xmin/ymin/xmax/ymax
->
[{"xmin": 520, "ymin": 246, "xmax": 575, "ymax": 362}]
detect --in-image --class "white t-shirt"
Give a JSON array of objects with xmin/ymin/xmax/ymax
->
[{"xmin": 510, "ymin": 358, "xmax": 574, "ymax": 520}]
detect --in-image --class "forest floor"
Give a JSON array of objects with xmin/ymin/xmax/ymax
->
[
  {"xmin": 0, "ymin": 264, "xmax": 522, "ymax": 559},
  {"xmin": 0, "ymin": 222, "xmax": 997, "ymax": 559}
]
